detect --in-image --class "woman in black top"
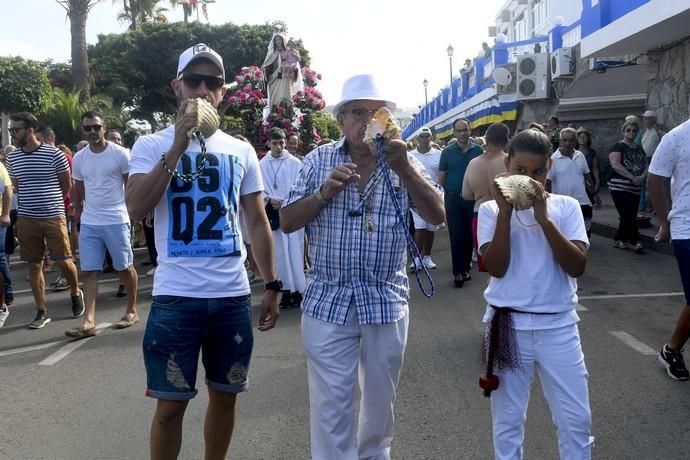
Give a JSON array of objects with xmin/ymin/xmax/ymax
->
[
  {"xmin": 577, "ymin": 127, "xmax": 601, "ymax": 207},
  {"xmin": 608, "ymin": 120, "xmax": 647, "ymax": 252}
]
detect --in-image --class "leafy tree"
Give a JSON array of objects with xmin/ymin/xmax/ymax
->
[
  {"xmin": 169, "ymin": 0, "xmax": 214, "ymax": 23},
  {"xmin": 0, "ymin": 56, "xmax": 52, "ymax": 114},
  {"xmin": 115, "ymin": 0, "xmax": 168, "ymax": 29},
  {"xmin": 311, "ymin": 111, "xmax": 342, "ymax": 141},
  {"xmin": 45, "ymin": 61, "xmax": 74, "ymax": 90},
  {"xmin": 89, "ymin": 21, "xmax": 310, "ymax": 122},
  {"xmin": 40, "ymin": 87, "xmax": 127, "ymax": 148},
  {"xmin": 55, "ymin": 0, "xmax": 103, "ymax": 100}
]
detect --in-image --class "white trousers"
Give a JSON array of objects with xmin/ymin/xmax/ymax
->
[
  {"xmin": 491, "ymin": 324, "xmax": 594, "ymax": 460},
  {"xmin": 301, "ymin": 306, "xmax": 409, "ymax": 460}
]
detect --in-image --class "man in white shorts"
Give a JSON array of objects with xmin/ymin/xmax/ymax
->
[
  {"xmin": 66, "ymin": 111, "xmax": 138, "ymax": 338},
  {"xmin": 409, "ymin": 127, "xmax": 442, "ymax": 269}
]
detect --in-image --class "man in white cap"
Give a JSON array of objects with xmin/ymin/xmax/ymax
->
[
  {"xmin": 281, "ymin": 74, "xmax": 444, "ymax": 459},
  {"xmin": 126, "ymin": 43, "xmax": 280, "ymax": 459},
  {"xmin": 640, "ymin": 110, "xmax": 665, "ymax": 212},
  {"xmin": 409, "ymin": 127, "xmax": 443, "ymax": 270}
]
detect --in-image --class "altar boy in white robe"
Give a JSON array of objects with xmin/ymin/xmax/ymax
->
[{"xmin": 260, "ymin": 127, "xmax": 306, "ymax": 309}]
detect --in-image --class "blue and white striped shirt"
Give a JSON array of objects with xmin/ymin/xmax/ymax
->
[{"xmin": 284, "ymin": 139, "xmax": 435, "ymax": 325}]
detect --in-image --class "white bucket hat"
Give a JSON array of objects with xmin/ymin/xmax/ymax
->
[{"xmin": 333, "ymin": 74, "xmax": 396, "ymax": 114}]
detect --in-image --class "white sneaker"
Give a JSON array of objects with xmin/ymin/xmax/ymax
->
[
  {"xmin": 422, "ymin": 256, "xmax": 437, "ymax": 269},
  {"xmin": 146, "ymin": 266, "xmax": 157, "ymax": 276},
  {"xmin": 409, "ymin": 257, "xmax": 422, "ymax": 271},
  {"xmin": 0, "ymin": 306, "xmax": 9, "ymax": 328}
]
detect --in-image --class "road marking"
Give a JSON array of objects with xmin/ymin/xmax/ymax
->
[
  {"xmin": 0, "ymin": 339, "xmax": 66, "ymax": 357},
  {"xmin": 38, "ymin": 323, "xmax": 112, "ymax": 366},
  {"xmin": 579, "ymin": 292, "xmax": 684, "ymax": 300},
  {"xmin": 576, "ymin": 304, "xmax": 588, "ymax": 311},
  {"xmin": 609, "ymin": 331, "xmax": 657, "ymax": 355}
]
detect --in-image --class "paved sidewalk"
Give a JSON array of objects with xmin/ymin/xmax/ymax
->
[{"xmin": 591, "ymin": 189, "xmax": 671, "ymax": 255}]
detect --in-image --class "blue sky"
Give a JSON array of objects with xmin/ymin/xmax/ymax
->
[{"xmin": 1, "ymin": 0, "xmax": 504, "ymax": 109}]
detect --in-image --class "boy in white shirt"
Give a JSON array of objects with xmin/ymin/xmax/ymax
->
[
  {"xmin": 478, "ymin": 128, "xmax": 594, "ymax": 459},
  {"xmin": 259, "ymin": 127, "xmax": 305, "ymax": 309}
]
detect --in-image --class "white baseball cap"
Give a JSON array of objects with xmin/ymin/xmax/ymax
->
[
  {"xmin": 419, "ymin": 127, "xmax": 432, "ymax": 136},
  {"xmin": 333, "ymin": 74, "xmax": 396, "ymax": 114},
  {"xmin": 177, "ymin": 43, "xmax": 225, "ymax": 79},
  {"xmin": 642, "ymin": 110, "xmax": 657, "ymax": 118}
]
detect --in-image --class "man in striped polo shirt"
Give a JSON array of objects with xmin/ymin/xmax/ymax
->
[{"xmin": 7, "ymin": 112, "xmax": 85, "ymax": 329}]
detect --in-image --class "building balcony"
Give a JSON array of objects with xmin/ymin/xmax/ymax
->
[{"xmin": 581, "ymin": 0, "xmax": 690, "ymax": 57}]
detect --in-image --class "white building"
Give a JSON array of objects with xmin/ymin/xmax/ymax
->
[{"xmin": 495, "ymin": 0, "xmax": 581, "ymax": 43}]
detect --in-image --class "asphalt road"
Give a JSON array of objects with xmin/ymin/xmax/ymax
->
[{"xmin": 1, "ymin": 234, "xmax": 689, "ymax": 460}]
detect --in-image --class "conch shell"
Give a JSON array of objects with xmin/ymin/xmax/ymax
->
[
  {"xmin": 185, "ymin": 98, "xmax": 220, "ymax": 139},
  {"xmin": 363, "ymin": 107, "xmax": 401, "ymax": 145},
  {"xmin": 494, "ymin": 175, "xmax": 539, "ymax": 210}
]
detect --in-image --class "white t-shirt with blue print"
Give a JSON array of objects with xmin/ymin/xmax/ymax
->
[{"xmin": 129, "ymin": 126, "xmax": 263, "ymax": 298}]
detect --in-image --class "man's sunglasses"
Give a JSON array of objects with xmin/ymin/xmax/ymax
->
[
  {"xmin": 181, "ymin": 74, "xmax": 225, "ymax": 91},
  {"xmin": 82, "ymin": 124, "xmax": 103, "ymax": 132},
  {"xmin": 8, "ymin": 127, "xmax": 26, "ymax": 135}
]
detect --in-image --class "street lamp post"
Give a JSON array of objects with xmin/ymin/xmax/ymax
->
[
  {"xmin": 447, "ymin": 44, "xmax": 454, "ymax": 87},
  {"xmin": 423, "ymin": 78, "xmax": 429, "ymax": 105}
]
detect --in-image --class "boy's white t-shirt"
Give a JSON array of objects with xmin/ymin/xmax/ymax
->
[
  {"xmin": 72, "ymin": 142, "xmax": 130, "ymax": 225},
  {"xmin": 648, "ymin": 119, "xmax": 690, "ymax": 240},
  {"xmin": 477, "ymin": 194, "xmax": 589, "ymax": 330},
  {"xmin": 129, "ymin": 127, "xmax": 263, "ymax": 298}
]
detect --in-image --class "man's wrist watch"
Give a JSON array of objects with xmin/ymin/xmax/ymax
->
[
  {"xmin": 264, "ymin": 280, "xmax": 283, "ymax": 292},
  {"xmin": 313, "ymin": 185, "xmax": 332, "ymax": 206}
]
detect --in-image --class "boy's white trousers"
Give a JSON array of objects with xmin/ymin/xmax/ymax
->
[{"xmin": 491, "ymin": 324, "xmax": 594, "ymax": 460}]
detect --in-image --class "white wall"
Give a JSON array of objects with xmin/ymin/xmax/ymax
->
[{"xmin": 496, "ymin": 0, "xmax": 583, "ymax": 41}]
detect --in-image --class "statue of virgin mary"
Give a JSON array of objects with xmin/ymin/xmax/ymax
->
[{"xmin": 261, "ymin": 23, "xmax": 303, "ymax": 109}]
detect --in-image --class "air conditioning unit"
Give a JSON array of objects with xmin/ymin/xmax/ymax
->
[
  {"xmin": 551, "ymin": 47, "xmax": 573, "ymax": 79},
  {"xmin": 517, "ymin": 53, "xmax": 549, "ymax": 100},
  {"xmin": 493, "ymin": 63, "xmax": 517, "ymax": 95}
]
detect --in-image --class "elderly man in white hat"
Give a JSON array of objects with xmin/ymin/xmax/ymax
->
[
  {"xmin": 126, "ymin": 43, "xmax": 280, "ymax": 460},
  {"xmin": 281, "ymin": 74, "xmax": 444, "ymax": 459}
]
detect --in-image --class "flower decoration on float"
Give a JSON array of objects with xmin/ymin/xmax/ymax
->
[
  {"xmin": 292, "ymin": 87, "xmax": 325, "ymax": 113},
  {"xmin": 301, "ymin": 67, "xmax": 322, "ymax": 87}
]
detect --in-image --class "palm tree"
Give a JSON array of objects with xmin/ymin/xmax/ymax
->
[
  {"xmin": 115, "ymin": 0, "xmax": 168, "ymax": 29},
  {"xmin": 55, "ymin": 0, "xmax": 102, "ymax": 101},
  {"xmin": 169, "ymin": 0, "xmax": 214, "ymax": 23},
  {"xmin": 42, "ymin": 87, "xmax": 129, "ymax": 147}
]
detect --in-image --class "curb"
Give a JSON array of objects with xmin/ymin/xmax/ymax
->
[{"xmin": 590, "ymin": 221, "xmax": 673, "ymax": 256}]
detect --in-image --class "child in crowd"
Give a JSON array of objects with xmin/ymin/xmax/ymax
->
[{"xmin": 478, "ymin": 128, "xmax": 594, "ymax": 459}]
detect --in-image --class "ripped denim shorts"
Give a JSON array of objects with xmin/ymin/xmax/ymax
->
[{"xmin": 142, "ymin": 294, "xmax": 253, "ymax": 400}]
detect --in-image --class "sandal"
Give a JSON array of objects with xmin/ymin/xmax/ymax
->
[
  {"xmin": 65, "ymin": 326, "xmax": 97, "ymax": 338},
  {"xmin": 115, "ymin": 314, "xmax": 140, "ymax": 329}
]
